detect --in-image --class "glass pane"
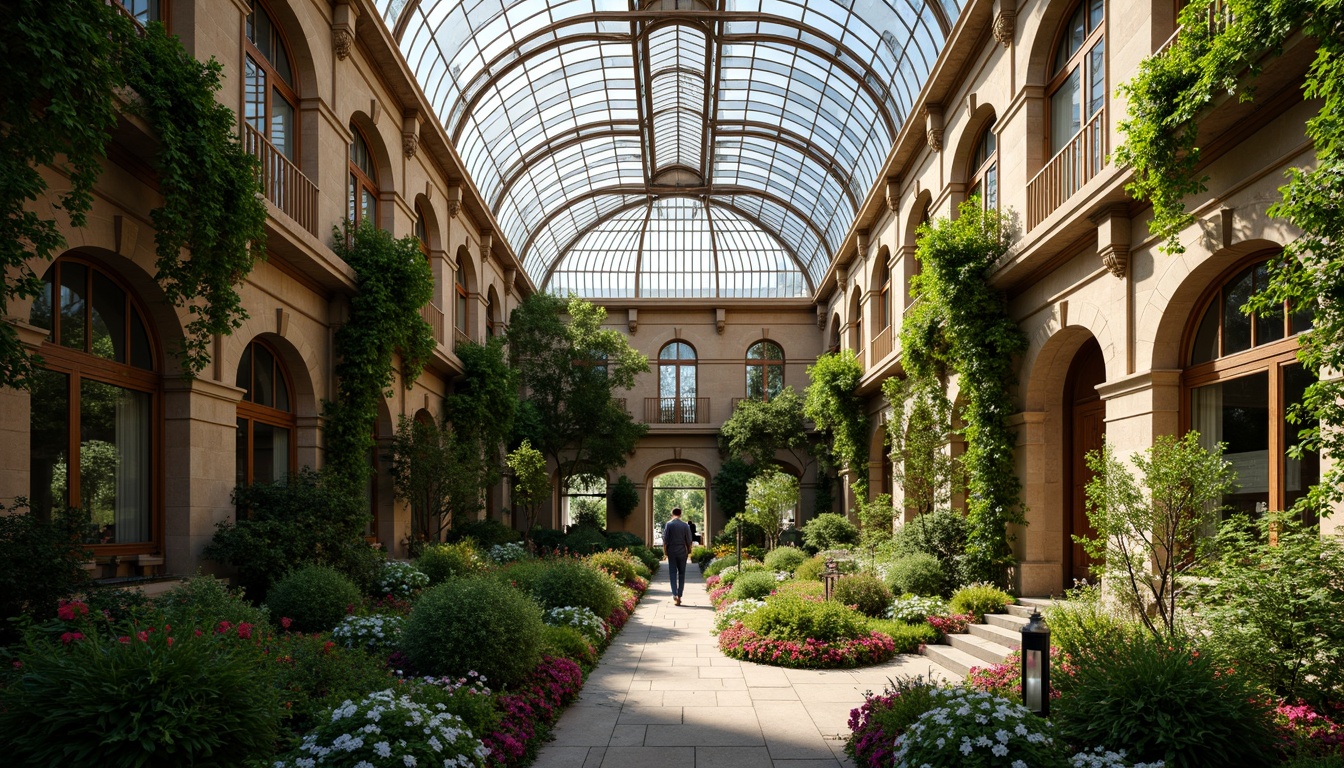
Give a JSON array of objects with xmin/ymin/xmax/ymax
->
[
  {"xmin": 1191, "ymin": 372, "xmax": 1268, "ymax": 520},
  {"xmin": 985, "ymin": 163, "xmax": 998, "ymax": 210},
  {"xmin": 1055, "ymin": 5, "xmax": 1086, "ymax": 72},
  {"xmin": 130, "ymin": 308, "xmax": 153, "ymax": 371},
  {"xmin": 59, "ymin": 262, "xmax": 87, "ymax": 351},
  {"xmin": 1050, "ymin": 69, "xmax": 1082, "ymax": 154},
  {"xmin": 271, "ymin": 90, "xmax": 294, "ymax": 159},
  {"xmin": 766, "ymin": 364, "xmax": 784, "ymax": 400},
  {"xmin": 275, "ymin": 364, "xmax": 290, "ymax": 412},
  {"xmin": 1253, "ymin": 263, "xmax": 1284, "ymax": 346},
  {"xmin": 1087, "ymin": 40, "xmax": 1105, "ymax": 117},
  {"xmin": 245, "ymin": 56, "xmax": 265, "ymax": 133},
  {"xmin": 271, "ymin": 27, "xmax": 293, "ymax": 85},
  {"xmin": 659, "ymin": 364, "xmax": 676, "ymax": 399},
  {"xmin": 28, "ymin": 368, "xmax": 70, "ymax": 519},
  {"xmin": 455, "ymin": 290, "xmax": 467, "ymax": 332},
  {"xmin": 252, "ymin": 344, "xmax": 276, "ymax": 408},
  {"xmin": 1291, "ymin": 302, "xmax": 1313, "ymax": 335},
  {"xmin": 1190, "ymin": 301, "xmax": 1219, "ymax": 365},
  {"xmin": 1088, "ymin": 0, "xmax": 1105, "ymax": 31},
  {"xmin": 747, "ymin": 364, "xmax": 763, "ymax": 399},
  {"xmin": 362, "ymin": 188, "xmax": 377, "ymax": 226},
  {"xmin": 251, "ymin": 422, "xmax": 289, "ymax": 484},
  {"xmin": 1283, "ymin": 363, "xmax": 1319, "ymax": 513},
  {"xmin": 1223, "ymin": 268, "xmax": 1254, "ymax": 356},
  {"xmin": 30, "ymin": 271, "xmax": 53, "ymax": 335},
  {"xmin": 236, "ymin": 344, "xmax": 254, "ymax": 400},
  {"xmin": 237, "ymin": 417, "xmax": 249, "ymax": 488},
  {"xmin": 348, "ymin": 173, "xmax": 358, "ymax": 223},
  {"xmin": 90, "ymin": 270, "xmax": 127, "ymax": 363},
  {"xmin": 80, "ymin": 379, "xmax": 152, "ymax": 544},
  {"xmin": 680, "ymin": 365, "xmax": 697, "ymax": 400}
]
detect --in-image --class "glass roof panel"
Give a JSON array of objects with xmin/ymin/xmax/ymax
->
[{"xmin": 378, "ymin": 0, "xmax": 963, "ymax": 298}]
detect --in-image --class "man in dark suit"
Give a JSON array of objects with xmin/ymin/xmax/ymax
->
[{"xmin": 663, "ymin": 507, "xmax": 694, "ymax": 606}]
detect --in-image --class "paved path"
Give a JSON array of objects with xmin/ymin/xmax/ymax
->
[{"xmin": 536, "ymin": 564, "xmax": 957, "ymax": 768}]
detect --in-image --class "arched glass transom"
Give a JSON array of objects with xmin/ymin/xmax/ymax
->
[{"xmin": 374, "ymin": 0, "xmax": 963, "ymax": 298}]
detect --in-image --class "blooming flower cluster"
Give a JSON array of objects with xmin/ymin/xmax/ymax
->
[
  {"xmin": 708, "ymin": 584, "xmax": 734, "ymax": 608},
  {"xmin": 487, "ymin": 543, "xmax": 530, "ymax": 564},
  {"xmin": 926, "ymin": 613, "xmax": 974, "ymax": 637},
  {"xmin": 887, "ymin": 595, "xmax": 947, "ymax": 624},
  {"xmin": 377, "ymin": 561, "xmax": 429, "ymax": 598},
  {"xmin": 331, "ymin": 614, "xmax": 405, "ymax": 654},
  {"xmin": 482, "ymin": 656, "xmax": 584, "ymax": 767},
  {"xmin": 718, "ymin": 624, "xmax": 898, "ymax": 669},
  {"xmin": 893, "ymin": 687, "xmax": 1062, "ymax": 768},
  {"xmin": 416, "ymin": 670, "xmax": 492, "ymax": 697},
  {"xmin": 1069, "ymin": 746, "xmax": 1166, "ymax": 767},
  {"xmin": 712, "ymin": 598, "xmax": 766, "ymax": 634},
  {"xmin": 966, "ymin": 649, "xmax": 1071, "ymax": 702},
  {"xmin": 271, "ymin": 688, "xmax": 488, "ymax": 768},
  {"xmin": 1275, "ymin": 700, "xmax": 1344, "ymax": 756},
  {"xmin": 543, "ymin": 606, "xmax": 608, "ymax": 645}
]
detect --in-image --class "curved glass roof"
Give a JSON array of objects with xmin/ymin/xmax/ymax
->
[{"xmin": 376, "ymin": 0, "xmax": 962, "ymax": 298}]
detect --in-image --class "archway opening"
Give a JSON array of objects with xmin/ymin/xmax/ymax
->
[
  {"xmin": 652, "ymin": 471, "xmax": 706, "ymax": 545},
  {"xmin": 1064, "ymin": 337, "xmax": 1105, "ymax": 584}
]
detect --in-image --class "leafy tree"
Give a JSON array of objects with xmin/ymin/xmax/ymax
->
[
  {"xmin": 389, "ymin": 415, "xmax": 481, "ymax": 551},
  {"xmin": 1080, "ymin": 432, "xmax": 1234, "ymax": 641},
  {"xmin": 713, "ymin": 457, "xmax": 760, "ymax": 522},
  {"xmin": 608, "ymin": 475, "xmax": 639, "ymax": 521},
  {"xmin": 802, "ymin": 512, "xmax": 860, "ymax": 551},
  {"xmin": 854, "ymin": 493, "xmax": 895, "ymax": 547},
  {"xmin": 742, "ymin": 468, "xmax": 799, "ymax": 550},
  {"xmin": 507, "ymin": 440, "xmax": 549, "ymax": 540},
  {"xmin": 719, "ymin": 387, "xmax": 818, "ymax": 474},
  {"xmin": 804, "ymin": 351, "xmax": 869, "ymax": 500},
  {"xmin": 444, "ymin": 337, "xmax": 518, "ymax": 518},
  {"xmin": 508, "ymin": 293, "xmax": 648, "ymax": 498},
  {"xmin": 882, "ymin": 376, "xmax": 963, "ymax": 519}
]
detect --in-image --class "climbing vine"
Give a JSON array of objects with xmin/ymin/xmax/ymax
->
[
  {"xmin": 1117, "ymin": 0, "xmax": 1344, "ymax": 510},
  {"xmin": 324, "ymin": 221, "xmax": 436, "ymax": 494},
  {"xmin": 803, "ymin": 349, "xmax": 869, "ymax": 500},
  {"xmin": 899, "ymin": 201, "xmax": 1026, "ymax": 587}
]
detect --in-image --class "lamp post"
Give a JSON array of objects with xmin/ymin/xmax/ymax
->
[
  {"xmin": 822, "ymin": 558, "xmax": 839, "ymax": 601},
  {"xmin": 1020, "ymin": 609, "xmax": 1051, "ymax": 717}
]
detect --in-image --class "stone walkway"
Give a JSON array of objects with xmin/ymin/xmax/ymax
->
[{"xmin": 535, "ymin": 564, "xmax": 957, "ymax": 768}]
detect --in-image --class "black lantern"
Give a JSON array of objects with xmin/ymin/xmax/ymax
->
[
  {"xmin": 1020, "ymin": 609, "xmax": 1051, "ymax": 716},
  {"xmin": 822, "ymin": 558, "xmax": 840, "ymax": 601}
]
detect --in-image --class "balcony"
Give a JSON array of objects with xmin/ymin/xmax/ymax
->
[
  {"xmin": 871, "ymin": 325, "xmax": 894, "ymax": 364},
  {"xmin": 645, "ymin": 397, "xmax": 710, "ymax": 425},
  {"xmin": 244, "ymin": 123, "xmax": 318, "ymax": 236},
  {"xmin": 452, "ymin": 327, "xmax": 474, "ymax": 352},
  {"xmin": 1026, "ymin": 107, "xmax": 1108, "ymax": 230},
  {"xmin": 421, "ymin": 302, "xmax": 445, "ymax": 346}
]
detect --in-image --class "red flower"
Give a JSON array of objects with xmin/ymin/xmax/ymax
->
[
  {"xmin": 136, "ymin": 631, "xmax": 149, "ymax": 642},
  {"xmin": 118, "ymin": 636, "xmax": 130, "ymax": 644},
  {"xmin": 236, "ymin": 622, "xmax": 253, "ymax": 640},
  {"xmin": 59, "ymin": 632, "xmax": 84, "ymax": 644},
  {"xmin": 280, "ymin": 617, "xmax": 293, "ymax": 630},
  {"xmin": 216, "ymin": 620, "xmax": 233, "ymax": 634},
  {"xmin": 56, "ymin": 600, "xmax": 88, "ymax": 621},
  {"xmin": 166, "ymin": 637, "xmax": 174, "ymax": 647}
]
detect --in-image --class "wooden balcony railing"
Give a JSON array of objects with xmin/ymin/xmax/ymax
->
[
  {"xmin": 452, "ymin": 327, "xmax": 473, "ymax": 352},
  {"xmin": 421, "ymin": 302, "xmax": 445, "ymax": 346},
  {"xmin": 1027, "ymin": 107, "xmax": 1107, "ymax": 230},
  {"xmin": 1158, "ymin": 0, "xmax": 1234, "ymax": 54},
  {"xmin": 871, "ymin": 325, "xmax": 894, "ymax": 364},
  {"xmin": 244, "ymin": 123, "xmax": 318, "ymax": 236},
  {"xmin": 645, "ymin": 397, "xmax": 710, "ymax": 424}
]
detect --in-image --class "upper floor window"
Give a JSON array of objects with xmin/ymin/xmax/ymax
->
[
  {"xmin": 877, "ymin": 259, "xmax": 892, "ymax": 331},
  {"xmin": 746, "ymin": 341, "xmax": 784, "ymax": 402},
  {"xmin": 968, "ymin": 124, "xmax": 998, "ymax": 210},
  {"xmin": 658, "ymin": 341, "xmax": 698, "ymax": 423},
  {"xmin": 1189, "ymin": 261, "xmax": 1312, "ymax": 365},
  {"xmin": 1049, "ymin": 0, "xmax": 1105, "ymax": 155},
  {"xmin": 415, "ymin": 205, "xmax": 430, "ymax": 258},
  {"xmin": 236, "ymin": 339, "xmax": 295, "ymax": 490},
  {"xmin": 245, "ymin": 0, "xmax": 296, "ymax": 160},
  {"xmin": 116, "ymin": 0, "xmax": 161, "ymax": 25},
  {"xmin": 348, "ymin": 124, "xmax": 378, "ymax": 227},
  {"xmin": 454, "ymin": 253, "xmax": 468, "ymax": 335}
]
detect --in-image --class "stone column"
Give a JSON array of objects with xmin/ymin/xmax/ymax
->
[{"xmin": 162, "ymin": 376, "xmax": 245, "ymax": 576}]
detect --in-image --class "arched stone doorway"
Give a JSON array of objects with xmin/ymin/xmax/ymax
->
[{"xmin": 1063, "ymin": 338, "xmax": 1105, "ymax": 584}]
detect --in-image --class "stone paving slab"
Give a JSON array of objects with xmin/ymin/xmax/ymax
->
[{"xmin": 535, "ymin": 564, "xmax": 959, "ymax": 768}]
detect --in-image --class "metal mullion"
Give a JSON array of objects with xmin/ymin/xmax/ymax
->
[
  {"xmin": 636, "ymin": 20, "xmax": 657, "ymax": 184},
  {"xmin": 705, "ymin": 199, "xmax": 721, "ymax": 297},
  {"xmin": 634, "ymin": 201, "xmax": 653, "ymax": 298},
  {"xmin": 700, "ymin": 9, "xmax": 722, "ymax": 183},
  {"xmin": 1270, "ymin": 359, "xmax": 1286, "ymax": 511}
]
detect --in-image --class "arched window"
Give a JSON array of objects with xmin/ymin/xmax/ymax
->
[
  {"xmin": 27, "ymin": 258, "xmax": 158, "ymax": 549},
  {"xmin": 1049, "ymin": 0, "xmax": 1105, "ymax": 156},
  {"xmin": 746, "ymin": 341, "xmax": 784, "ymax": 401},
  {"xmin": 658, "ymin": 341, "xmax": 698, "ymax": 423},
  {"xmin": 414, "ymin": 204, "xmax": 430, "ymax": 259},
  {"xmin": 878, "ymin": 258, "xmax": 893, "ymax": 331},
  {"xmin": 486, "ymin": 291, "xmax": 498, "ymax": 340},
  {"xmin": 348, "ymin": 124, "xmax": 378, "ymax": 227},
  {"xmin": 1184, "ymin": 257, "xmax": 1317, "ymax": 522},
  {"xmin": 968, "ymin": 124, "xmax": 998, "ymax": 210},
  {"xmin": 235, "ymin": 339, "xmax": 296, "ymax": 490},
  {"xmin": 245, "ymin": 0, "xmax": 296, "ymax": 160},
  {"xmin": 454, "ymin": 252, "xmax": 469, "ymax": 339}
]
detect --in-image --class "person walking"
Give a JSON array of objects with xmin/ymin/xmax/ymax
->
[{"xmin": 663, "ymin": 507, "xmax": 694, "ymax": 606}]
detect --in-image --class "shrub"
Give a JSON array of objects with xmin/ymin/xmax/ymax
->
[
  {"xmin": 377, "ymin": 559, "xmax": 429, "ymax": 597},
  {"xmin": 834, "ymin": 574, "xmax": 893, "ymax": 618},
  {"xmin": 731, "ymin": 570, "xmax": 780, "ymax": 601},
  {"xmin": 540, "ymin": 624, "xmax": 598, "ymax": 668},
  {"xmin": 445, "ymin": 517, "xmax": 521, "ymax": 547},
  {"xmin": 691, "ymin": 545, "xmax": 716, "ymax": 569},
  {"xmin": 273, "ymin": 689, "xmax": 488, "ymax": 768},
  {"xmin": 887, "ymin": 594, "xmax": 947, "ymax": 624},
  {"xmin": 713, "ymin": 598, "xmax": 768, "ymax": 633},
  {"xmin": 718, "ymin": 624, "xmax": 897, "ymax": 668},
  {"xmin": 153, "ymin": 574, "xmax": 270, "ymax": 631},
  {"xmin": 773, "ymin": 579, "xmax": 825, "ymax": 599},
  {"xmin": 742, "ymin": 594, "xmax": 869, "ymax": 642},
  {"xmin": 949, "ymin": 582, "xmax": 1014, "ymax": 621},
  {"xmin": 494, "ymin": 559, "xmax": 550, "ymax": 594},
  {"xmin": 891, "ymin": 509, "xmax": 968, "ymax": 587},
  {"xmin": 543, "ymin": 605, "xmax": 608, "ymax": 646},
  {"xmin": 0, "ymin": 627, "xmax": 282, "ymax": 766},
  {"xmin": 531, "ymin": 559, "xmax": 621, "ymax": 619},
  {"xmin": 764, "ymin": 546, "xmax": 808, "ymax": 573},
  {"xmin": 404, "ymin": 673, "xmax": 498, "ymax": 747},
  {"xmin": 331, "ymin": 613, "xmax": 404, "ymax": 655},
  {"xmin": 865, "ymin": 618, "xmax": 939, "ymax": 653},
  {"xmin": 1045, "ymin": 584, "xmax": 1142, "ymax": 658},
  {"xmin": 894, "ymin": 688, "xmax": 1068, "ymax": 767},
  {"xmin": 719, "ymin": 561, "xmax": 769, "ymax": 585},
  {"xmin": 795, "ymin": 554, "xmax": 827, "ymax": 581},
  {"xmin": 401, "ymin": 578, "xmax": 544, "ymax": 687},
  {"xmin": 0, "ymin": 503, "xmax": 91, "ymax": 642},
  {"xmin": 487, "ymin": 541, "xmax": 531, "ymax": 564},
  {"xmin": 802, "ymin": 512, "xmax": 860, "ymax": 551},
  {"xmin": 587, "ymin": 550, "xmax": 638, "ymax": 583},
  {"xmin": 530, "ymin": 526, "xmax": 566, "ymax": 553},
  {"xmin": 563, "ymin": 525, "xmax": 608, "ymax": 555},
  {"xmin": 258, "ymin": 631, "xmax": 396, "ymax": 736},
  {"xmin": 605, "ymin": 530, "xmax": 644, "ymax": 549},
  {"xmin": 1053, "ymin": 633, "xmax": 1276, "ymax": 767},
  {"xmin": 265, "ymin": 564, "xmax": 361, "ymax": 633},
  {"xmin": 884, "ymin": 552, "xmax": 947, "ymax": 597},
  {"xmin": 845, "ymin": 676, "xmax": 942, "ymax": 768},
  {"xmin": 629, "ymin": 545, "xmax": 662, "ymax": 572},
  {"xmin": 704, "ymin": 553, "xmax": 743, "ymax": 577},
  {"xmin": 416, "ymin": 541, "xmax": 481, "ymax": 585}
]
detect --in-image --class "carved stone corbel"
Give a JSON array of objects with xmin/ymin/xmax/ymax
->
[
  {"xmin": 332, "ymin": 0, "xmax": 359, "ymax": 60},
  {"xmin": 479, "ymin": 233, "xmax": 492, "ymax": 263},
  {"xmin": 992, "ymin": 0, "xmax": 1017, "ymax": 46},
  {"xmin": 402, "ymin": 110, "xmax": 422, "ymax": 158},
  {"xmin": 885, "ymin": 177, "xmax": 900, "ymax": 213},
  {"xmin": 1091, "ymin": 205, "xmax": 1132, "ymax": 278},
  {"xmin": 715, "ymin": 308, "xmax": 727, "ymax": 335},
  {"xmin": 836, "ymin": 263, "xmax": 849, "ymax": 293},
  {"xmin": 817, "ymin": 307, "xmax": 827, "ymax": 330},
  {"xmin": 627, "ymin": 308, "xmax": 638, "ymax": 334},
  {"xmin": 856, "ymin": 231, "xmax": 870, "ymax": 263},
  {"xmin": 504, "ymin": 268, "xmax": 517, "ymax": 296},
  {"xmin": 924, "ymin": 105, "xmax": 944, "ymax": 153},
  {"xmin": 446, "ymin": 185, "xmax": 462, "ymax": 218}
]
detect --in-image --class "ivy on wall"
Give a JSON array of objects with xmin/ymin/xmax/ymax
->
[
  {"xmin": 324, "ymin": 221, "xmax": 436, "ymax": 494},
  {"xmin": 899, "ymin": 201, "xmax": 1026, "ymax": 587},
  {"xmin": 0, "ymin": 1, "xmax": 265, "ymax": 388},
  {"xmin": 804, "ymin": 349, "xmax": 869, "ymax": 501},
  {"xmin": 1116, "ymin": 0, "xmax": 1344, "ymax": 510}
]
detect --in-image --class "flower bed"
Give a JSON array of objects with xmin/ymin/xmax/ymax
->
[
  {"xmin": 718, "ymin": 623, "xmax": 897, "ymax": 669},
  {"xmin": 482, "ymin": 655, "xmax": 584, "ymax": 767}
]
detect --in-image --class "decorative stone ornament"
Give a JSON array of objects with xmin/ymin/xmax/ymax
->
[
  {"xmin": 992, "ymin": 0, "xmax": 1017, "ymax": 46},
  {"xmin": 479, "ymin": 233, "xmax": 492, "ymax": 262},
  {"xmin": 332, "ymin": 0, "xmax": 358, "ymax": 60},
  {"xmin": 402, "ymin": 111, "xmax": 422, "ymax": 158},
  {"xmin": 1091, "ymin": 205, "xmax": 1132, "ymax": 278},
  {"xmin": 856, "ymin": 231, "xmax": 870, "ymax": 263},
  {"xmin": 885, "ymin": 177, "xmax": 900, "ymax": 213},
  {"xmin": 446, "ymin": 185, "xmax": 462, "ymax": 218},
  {"xmin": 924, "ymin": 105, "xmax": 943, "ymax": 153},
  {"xmin": 715, "ymin": 308, "xmax": 727, "ymax": 335},
  {"xmin": 817, "ymin": 307, "xmax": 827, "ymax": 330}
]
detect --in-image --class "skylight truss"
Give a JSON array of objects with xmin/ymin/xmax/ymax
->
[{"xmin": 377, "ymin": 0, "xmax": 961, "ymax": 298}]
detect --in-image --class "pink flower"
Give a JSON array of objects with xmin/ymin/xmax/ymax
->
[
  {"xmin": 60, "ymin": 632, "xmax": 84, "ymax": 644},
  {"xmin": 166, "ymin": 637, "xmax": 174, "ymax": 647},
  {"xmin": 56, "ymin": 600, "xmax": 88, "ymax": 621},
  {"xmin": 136, "ymin": 631, "xmax": 149, "ymax": 642},
  {"xmin": 280, "ymin": 617, "xmax": 293, "ymax": 630},
  {"xmin": 236, "ymin": 622, "xmax": 253, "ymax": 640},
  {"xmin": 216, "ymin": 620, "xmax": 232, "ymax": 634}
]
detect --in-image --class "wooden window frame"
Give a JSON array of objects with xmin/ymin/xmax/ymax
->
[
  {"xmin": 1046, "ymin": 0, "xmax": 1106, "ymax": 156},
  {"xmin": 745, "ymin": 341, "xmax": 785, "ymax": 402},
  {"xmin": 968, "ymin": 124, "xmax": 998, "ymax": 211},
  {"xmin": 244, "ymin": 0, "xmax": 299, "ymax": 161},
  {"xmin": 348, "ymin": 124, "xmax": 379, "ymax": 228},
  {"xmin": 235, "ymin": 339, "xmax": 298, "ymax": 490}
]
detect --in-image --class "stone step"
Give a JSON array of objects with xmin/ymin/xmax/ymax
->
[
  {"xmin": 969, "ymin": 621, "xmax": 1023, "ymax": 646},
  {"xmin": 984, "ymin": 612, "xmax": 1029, "ymax": 632},
  {"xmin": 921, "ymin": 642, "xmax": 987, "ymax": 677},
  {"xmin": 1005, "ymin": 603, "xmax": 1038, "ymax": 619},
  {"xmin": 943, "ymin": 632, "xmax": 1017, "ymax": 666},
  {"xmin": 1016, "ymin": 597, "xmax": 1057, "ymax": 611}
]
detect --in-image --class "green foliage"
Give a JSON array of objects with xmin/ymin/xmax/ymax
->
[
  {"xmin": 1053, "ymin": 633, "xmax": 1276, "ymax": 767},
  {"xmin": 900, "ymin": 201, "xmax": 1025, "ymax": 586},
  {"xmin": 802, "ymin": 512, "xmax": 859, "ymax": 551},
  {"xmin": 0, "ymin": 627, "xmax": 282, "ymax": 766},
  {"xmin": 508, "ymin": 293, "xmax": 649, "ymax": 496},
  {"xmin": 804, "ymin": 350, "xmax": 869, "ymax": 497},
  {"xmin": 884, "ymin": 552, "xmax": 949, "ymax": 598},
  {"xmin": 563, "ymin": 525, "xmax": 609, "ymax": 555},
  {"xmin": 261, "ymin": 631, "xmax": 396, "ymax": 738},
  {"xmin": 883, "ymin": 376, "xmax": 962, "ymax": 518},
  {"xmin": 587, "ymin": 550, "xmax": 638, "ymax": 583},
  {"xmin": 609, "ymin": 475, "xmax": 639, "ymax": 520},
  {"xmin": 891, "ymin": 509, "xmax": 969, "ymax": 591},
  {"xmin": 265, "ymin": 564, "xmax": 362, "ymax": 633},
  {"xmin": 1082, "ymin": 432, "xmax": 1233, "ymax": 641},
  {"xmin": 844, "ymin": 676, "xmax": 943, "ymax": 766},
  {"xmin": 415, "ymin": 541, "xmax": 482, "ymax": 586},
  {"xmin": 446, "ymin": 338, "xmax": 519, "ymax": 508},
  {"xmin": 719, "ymin": 561, "xmax": 769, "ymax": 586},
  {"xmin": 605, "ymin": 530, "xmax": 644, "ymax": 549},
  {"xmin": 763, "ymin": 546, "xmax": 808, "ymax": 573},
  {"xmin": 628, "ymin": 545, "xmax": 662, "ymax": 573},
  {"xmin": 717, "ymin": 514, "xmax": 767, "ymax": 549},
  {"xmin": 0, "ymin": 0, "xmax": 123, "ymax": 389},
  {"xmin": 1043, "ymin": 584, "xmax": 1143, "ymax": 659},
  {"xmin": 854, "ymin": 493, "xmax": 895, "ymax": 548},
  {"xmin": 833, "ymin": 574, "xmax": 893, "ymax": 618},
  {"xmin": 719, "ymin": 387, "xmax": 817, "ymax": 473},
  {"xmin": 1198, "ymin": 513, "xmax": 1344, "ymax": 709},
  {"xmin": 206, "ymin": 468, "xmax": 382, "ymax": 596},
  {"xmin": 540, "ymin": 624, "xmax": 598, "ymax": 669},
  {"xmin": 508, "ymin": 440, "xmax": 550, "ymax": 538},
  {"xmin": 863, "ymin": 619, "xmax": 940, "ymax": 654},
  {"xmin": 948, "ymin": 583, "xmax": 1014, "ymax": 622},
  {"xmin": 0, "ymin": 502, "xmax": 91, "ymax": 642},
  {"xmin": 741, "ymin": 594, "xmax": 869, "ymax": 642},
  {"xmin": 704, "ymin": 554, "xmax": 743, "ymax": 577},
  {"xmin": 730, "ymin": 570, "xmax": 780, "ymax": 601},
  {"xmin": 714, "ymin": 457, "xmax": 761, "ymax": 520},
  {"xmin": 897, "ymin": 688, "xmax": 1069, "ymax": 768},
  {"xmin": 324, "ymin": 221, "xmax": 436, "ymax": 495},
  {"xmin": 743, "ymin": 467, "xmax": 799, "ymax": 549},
  {"xmin": 401, "ymin": 577, "xmax": 544, "ymax": 687},
  {"xmin": 529, "ymin": 526, "xmax": 566, "ymax": 554},
  {"xmin": 794, "ymin": 554, "xmax": 827, "ymax": 581},
  {"xmin": 154, "ymin": 574, "xmax": 270, "ymax": 632},
  {"xmin": 391, "ymin": 415, "xmax": 471, "ymax": 548},
  {"xmin": 445, "ymin": 517, "xmax": 522, "ymax": 548},
  {"xmin": 531, "ymin": 559, "xmax": 621, "ymax": 618}
]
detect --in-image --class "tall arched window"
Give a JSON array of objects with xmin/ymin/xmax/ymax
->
[
  {"xmin": 348, "ymin": 124, "xmax": 378, "ymax": 227},
  {"xmin": 968, "ymin": 124, "xmax": 998, "ymax": 210},
  {"xmin": 245, "ymin": 0, "xmax": 296, "ymax": 160},
  {"xmin": 414, "ymin": 204, "xmax": 429, "ymax": 258},
  {"xmin": 1049, "ymin": 0, "xmax": 1105, "ymax": 156},
  {"xmin": 878, "ymin": 258, "xmax": 892, "ymax": 331},
  {"xmin": 27, "ymin": 258, "xmax": 158, "ymax": 549},
  {"xmin": 1184, "ymin": 257, "xmax": 1317, "ymax": 522},
  {"xmin": 235, "ymin": 339, "xmax": 296, "ymax": 490},
  {"xmin": 746, "ymin": 341, "xmax": 784, "ymax": 401},
  {"xmin": 454, "ymin": 251, "xmax": 469, "ymax": 340},
  {"xmin": 658, "ymin": 341, "xmax": 698, "ymax": 423}
]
